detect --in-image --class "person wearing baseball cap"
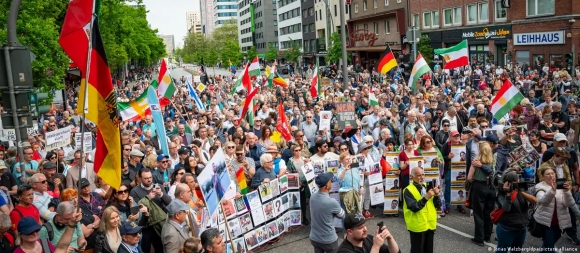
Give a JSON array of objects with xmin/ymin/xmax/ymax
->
[
  {"xmin": 118, "ymin": 221, "xmax": 144, "ymax": 253},
  {"xmin": 309, "ymin": 172, "xmax": 345, "ymax": 253},
  {"xmin": 338, "ymin": 213, "xmax": 400, "ymax": 253},
  {"xmin": 440, "ymin": 129, "xmax": 462, "ymax": 213}
]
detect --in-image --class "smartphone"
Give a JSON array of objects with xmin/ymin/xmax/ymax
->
[
  {"xmin": 130, "ymin": 205, "xmax": 141, "ymax": 215},
  {"xmin": 350, "ymin": 162, "xmax": 360, "ymax": 168},
  {"xmin": 426, "ymin": 180, "xmax": 435, "ymax": 191},
  {"xmin": 377, "ymin": 221, "xmax": 384, "ymax": 233},
  {"xmin": 556, "ymin": 179, "xmax": 567, "ymax": 190}
]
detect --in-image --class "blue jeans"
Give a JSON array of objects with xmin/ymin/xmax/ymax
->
[
  {"xmin": 495, "ymin": 224, "xmax": 526, "ymax": 253},
  {"xmin": 541, "ymin": 226, "xmax": 562, "ymax": 253}
]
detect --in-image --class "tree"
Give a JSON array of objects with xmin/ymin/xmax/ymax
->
[
  {"xmin": 417, "ymin": 35, "xmax": 434, "ymax": 66},
  {"xmin": 204, "ymin": 43, "xmax": 219, "ymax": 67},
  {"xmin": 264, "ymin": 43, "xmax": 278, "ymax": 63},
  {"xmin": 220, "ymin": 40, "xmax": 242, "ymax": 66},
  {"xmin": 183, "ymin": 32, "xmax": 209, "ymax": 64},
  {"xmin": 246, "ymin": 46, "xmax": 257, "ymax": 62},
  {"xmin": 326, "ymin": 32, "xmax": 342, "ymax": 65},
  {"xmin": 284, "ymin": 40, "xmax": 301, "ymax": 64}
]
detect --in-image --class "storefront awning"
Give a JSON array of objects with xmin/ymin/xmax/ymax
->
[{"xmin": 347, "ymin": 45, "xmax": 402, "ymax": 52}]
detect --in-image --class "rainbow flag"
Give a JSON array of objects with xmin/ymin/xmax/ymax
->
[
  {"xmin": 229, "ymin": 59, "xmax": 236, "ymax": 74},
  {"xmin": 272, "ymin": 71, "xmax": 287, "ymax": 88},
  {"xmin": 236, "ymin": 167, "xmax": 248, "ymax": 194}
]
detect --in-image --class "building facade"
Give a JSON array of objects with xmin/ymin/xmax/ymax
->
[
  {"xmin": 214, "ymin": 0, "xmax": 238, "ymax": 29},
  {"xmin": 508, "ymin": 0, "xmax": 580, "ymax": 69},
  {"xmin": 347, "ymin": 0, "xmax": 407, "ymax": 70},
  {"xmin": 238, "ymin": 0, "xmax": 253, "ymax": 52},
  {"xmin": 315, "ymin": 0, "xmax": 350, "ymax": 65},
  {"xmin": 158, "ymin": 35, "xmax": 176, "ymax": 57},
  {"xmin": 301, "ymin": 0, "xmax": 316, "ymax": 65},
  {"xmin": 200, "ymin": 0, "xmax": 215, "ymax": 35},
  {"xmin": 187, "ymin": 11, "xmax": 203, "ymax": 34},
  {"xmin": 237, "ymin": 0, "xmax": 279, "ymax": 55},
  {"xmin": 277, "ymin": 0, "xmax": 303, "ymax": 63}
]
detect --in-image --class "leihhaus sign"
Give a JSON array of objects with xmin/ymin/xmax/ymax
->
[
  {"xmin": 348, "ymin": 29, "xmax": 378, "ymax": 47},
  {"xmin": 513, "ymin": 31, "xmax": 565, "ymax": 45},
  {"xmin": 461, "ymin": 25, "xmax": 511, "ymax": 40}
]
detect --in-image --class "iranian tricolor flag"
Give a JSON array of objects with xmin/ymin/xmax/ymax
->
[
  {"xmin": 248, "ymin": 56, "xmax": 260, "ymax": 77},
  {"xmin": 118, "ymin": 91, "xmax": 150, "ymax": 122},
  {"xmin": 434, "ymin": 39, "xmax": 469, "ymax": 69},
  {"xmin": 368, "ymin": 91, "xmax": 379, "ymax": 107},
  {"xmin": 154, "ymin": 59, "xmax": 176, "ymax": 106},
  {"xmin": 491, "ymin": 79, "xmax": 524, "ymax": 121},
  {"xmin": 309, "ymin": 65, "xmax": 320, "ymax": 98},
  {"xmin": 408, "ymin": 53, "xmax": 432, "ymax": 90}
]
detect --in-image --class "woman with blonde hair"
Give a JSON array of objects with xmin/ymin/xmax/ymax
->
[
  {"xmin": 93, "ymin": 206, "xmax": 122, "ymax": 253},
  {"xmin": 467, "ymin": 141, "xmax": 496, "ymax": 246},
  {"xmin": 179, "ymin": 237, "xmax": 202, "ymax": 253}
]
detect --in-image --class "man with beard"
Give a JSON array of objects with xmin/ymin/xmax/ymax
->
[{"xmin": 337, "ymin": 213, "xmax": 400, "ymax": 253}]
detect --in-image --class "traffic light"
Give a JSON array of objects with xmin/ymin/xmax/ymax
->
[
  {"xmin": 399, "ymin": 63, "xmax": 412, "ymax": 82},
  {"xmin": 28, "ymin": 92, "xmax": 50, "ymax": 117}
]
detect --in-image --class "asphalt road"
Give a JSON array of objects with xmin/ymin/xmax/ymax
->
[
  {"xmin": 171, "ymin": 66, "xmax": 234, "ymax": 78},
  {"xmin": 253, "ymin": 207, "xmax": 579, "ymax": 253}
]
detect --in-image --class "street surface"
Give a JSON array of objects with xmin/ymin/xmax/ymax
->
[
  {"xmin": 172, "ymin": 66, "xmax": 233, "ymax": 78},
  {"xmin": 254, "ymin": 208, "xmax": 579, "ymax": 253}
]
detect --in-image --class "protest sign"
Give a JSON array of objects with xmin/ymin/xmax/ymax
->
[{"xmin": 336, "ymin": 102, "xmax": 357, "ymax": 129}]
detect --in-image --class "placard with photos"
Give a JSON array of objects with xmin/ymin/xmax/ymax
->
[
  {"xmin": 422, "ymin": 152, "xmax": 440, "ymax": 169},
  {"xmin": 450, "ymin": 163, "xmax": 467, "ymax": 187},
  {"xmin": 368, "ymin": 162, "xmax": 382, "ymax": 185},
  {"xmin": 383, "ymin": 195, "xmax": 399, "ymax": 214},
  {"xmin": 451, "ymin": 144, "xmax": 467, "ymax": 162},
  {"xmin": 384, "ymin": 152, "xmax": 400, "ymax": 169},
  {"xmin": 199, "ymin": 182, "xmax": 303, "ymax": 252},
  {"xmin": 327, "ymin": 159, "xmax": 339, "ymax": 173},
  {"xmin": 409, "ymin": 157, "xmax": 425, "ymax": 171}
]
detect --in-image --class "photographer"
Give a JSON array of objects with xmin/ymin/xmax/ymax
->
[{"xmin": 495, "ymin": 171, "xmax": 537, "ymax": 253}]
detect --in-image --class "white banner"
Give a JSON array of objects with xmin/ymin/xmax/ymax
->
[
  {"xmin": 46, "ymin": 126, "xmax": 71, "ymax": 145},
  {"xmin": 75, "ymin": 132, "xmax": 92, "ymax": 153}
]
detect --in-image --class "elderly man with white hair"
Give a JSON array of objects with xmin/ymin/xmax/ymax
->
[
  {"xmin": 399, "ymin": 109, "xmax": 425, "ymax": 145},
  {"xmin": 250, "ymin": 154, "xmax": 278, "ymax": 190}
]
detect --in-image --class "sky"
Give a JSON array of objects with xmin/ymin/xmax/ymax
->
[{"xmin": 142, "ymin": 0, "xmax": 200, "ymax": 49}]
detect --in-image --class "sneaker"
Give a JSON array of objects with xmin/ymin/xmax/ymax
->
[
  {"xmin": 470, "ymin": 238, "xmax": 484, "ymax": 247},
  {"xmin": 362, "ymin": 211, "xmax": 374, "ymax": 219},
  {"xmin": 564, "ymin": 233, "xmax": 580, "ymax": 245}
]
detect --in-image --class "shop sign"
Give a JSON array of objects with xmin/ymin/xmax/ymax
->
[
  {"xmin": 347, "ymin": 29, "xmax": 378, "ymax": 47},
  {"xmin": 461, "ymin": 25, "xmax": 511, "ymax": 40},
  {"xmin": 513, "ymin": 31, "xmax": 565, "ymax": 45}
]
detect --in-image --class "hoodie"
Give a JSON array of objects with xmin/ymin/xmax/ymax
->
[{"xmin": 492, "ymin": 144, "xmax": 510, "ymax": 174}]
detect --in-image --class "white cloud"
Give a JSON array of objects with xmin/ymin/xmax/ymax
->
[{"xmin": 142, "ymin": 0, "xmax": 200, "ymax": 48}]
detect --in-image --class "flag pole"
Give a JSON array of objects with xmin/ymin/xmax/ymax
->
[{"xmin": 78, "ymin": 0, "xmax": 97, "ymax": 208}]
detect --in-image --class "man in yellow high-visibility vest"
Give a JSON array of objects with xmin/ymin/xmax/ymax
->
[{"xmin": 403, "ymin": 167, "xmax": 441, "ymax": 253}]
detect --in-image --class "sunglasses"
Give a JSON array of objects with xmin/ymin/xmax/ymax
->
[
  {"xmin": 25, "ymin": 230, "xmax": 40, "ymax": 236},
  {"xmin": 226, "ymin": 146, "xmax": 235, "ymax": 149},
  {"xmin": 36, "ymin": 180, "xmax": 47, "ymax": 184},
  {"xmin": 50, "ymin": 156, "xmax": 57, "ymax": 160},
  {"xmin": 443, "ymin": 124, "xmax": 449, "ymax": 127},
  {"xmin": 294, "ymin": 149, "xmax": 301, "ymax": 152},
  {"xmin": 236, "ymin": 153, "xmax": 244, "ymax": 156},
  {"xmin": 124, "ymin": 149, "xmax": 131, "ymax": 151},
  {"xmin": 117, "ymin": 189, "xmax": 129, "ymax": 194},
  {"xmin": 160, "ymin": 161, "xmax": 168, "ymax": 163}
]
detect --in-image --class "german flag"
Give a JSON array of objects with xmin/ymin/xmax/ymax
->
[
  {"xmin": 377, "ymin": 45, "xmax": 397, "ymax": 74},
  {"xmin": 60, "ymin": 0, "xmax": 122, "ymax": 189}
]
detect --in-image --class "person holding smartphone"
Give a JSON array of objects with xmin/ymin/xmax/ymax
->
[{"xmin": 337, "ymin": 213, "xmax": 400, "ymax": 253}]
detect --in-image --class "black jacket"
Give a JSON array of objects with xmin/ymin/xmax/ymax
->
[
  {"xmin": 117, "ymin": 243, "xmax": 144, "ymax": 253},
  {"xmin": 496, "ymin": 191, "xmax": 529, "ymax": 230},
  {"xmin": 403, "ymin": 182, "xmax": 442, "ymax": 212}
]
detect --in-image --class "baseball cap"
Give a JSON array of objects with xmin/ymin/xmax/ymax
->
[
  {"xmin": 0, "ymin": 160, "xmax": 7, "ymax": 170},
  {"xmin": 18, "ymin": 217, "xmax": 42, "ymax": 235},
  {"xmin": 130, "ymin": 150, "xmax": 145, "ymax": 157},
  {"xmin": 343, "ymin": 213, "xmax": 367, "ymax": 230},
  {"xmin": 450, "ymin": 130, "xmax": 460, "ymax": 136},
  {"xmin": 553, "ymin": 133, "xmax": 567, "ymax": 142},
  {"xmin": 333, "ymin": 136, "xmax": 345, "ymax": 143},
  {"xmin": 43, "ymin": 162, "xmax": 57, "ymax": 170},
  {"xmin": 165, "ymin": 117, "xmax": 172, "ymax": 122},
  {"xmin": 167, "ymin": 200, "xmax": 190, "ymax": 215},
  {"xmin": 178, "ymin": 148, "xmax": 189, "ymax": 155},
  {"xmin": 156, "ymin": 154, "xmax": 169, "ymax": 161},
  {"xmin": 315, "ymin": 172, "xmax": 334, "ymax": 188},
  {"xmin": 120, "ymin": 221, "xmax": 143, "ymax": 235},
  {"xmin": 80, "ymin": 178, "xmax": 90, "ymax": 188}
]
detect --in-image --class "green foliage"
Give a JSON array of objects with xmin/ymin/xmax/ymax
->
[
  {"xmin": 246, "ymin": 46, "xmax": 257, "ymax": 61},
  {"xmin": 284, "ymin": 40, "xmax": 301, "ymax": 64},
  {"xmin": 182, "ymin": 19, "xmax": 240, "ymax": 66},
  {"xmin": 418, "ymin": 35, "xmax": 434, "ymax": 66},
  {"xmin": 221, "ymin": 40, "xmax": 242, "ymax": 66},
  {"xmin": 183, "ymin": 32, "xmax": 207, "ymax": 64},
  {"xmin": 204, "ymin": 46, "xmax": 219, "ymax": 67},
  {"xmin": 0, "ymin": 0, "xmax": 70, "ymax": 91},
  {"xmin": 265, "ymin": 43, "xmax": 278, "ymax": 62},
  {"xmin": 0, "ymin": 0, "xmax": 164, "ymax": 93},
  {"xmin": 326, "ymin": 32, "xmax": 341, "ymax": 65}
]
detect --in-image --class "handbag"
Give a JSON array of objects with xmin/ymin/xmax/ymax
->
[
  {"xmin": 528, "ymin": 189, "xmax": 547, "ymax": 238},
  {"xmin": 490, "ymin": 191, "xmax": 518, "ymax": 224}
]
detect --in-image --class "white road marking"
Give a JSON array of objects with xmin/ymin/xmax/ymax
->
[{"xmin": 437, "ymin": 223, "xmax": 497, "ymax": 248}]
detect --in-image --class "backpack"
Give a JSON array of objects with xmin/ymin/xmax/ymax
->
[
  {"xmin": 40, "ymin": 238, "xmax": 53, "ymax": 253},
  {"xmin": 42, "ymin": 222, "xmax": 55, "ymax": 241}
]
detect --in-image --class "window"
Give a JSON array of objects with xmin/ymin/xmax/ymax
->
[
  {"xmin": 374, "ymin": 0, "xmax": 377, "ymax": 8},
  {"xmin": 355, "ymin": 25, "xmax": 359, "ymax": 30},
  {"xmin": 363, "ymin": 0, "xmax": 367, "ymax": 11},
  {"xmin": 354, "ymin": 4, "xmax": 358, "ymax": 13},
  {"xmin": 412, "ymin": 13, "xmax": 419, "ymax": 27},
  {"xmin": 516, "ymin": 51, "xmax": 530, "ymax": 66},
  {"xmin": 373, "ymin": 22, "xmax": 379, "ymax": 34},
  {"xmin": 423, "ymin": 12, "xmax": 431, "ymax": 28},
  {"xmin": 309, "ymin": 24, "xmax": 315, "ymax": 32},
  {"xmin": 385, "ymin": 20, "xmax": 390, "ymax": 34},
  {"xmin": 454, "ymin": 7, "xmax": 462, "ymax": 25},
  {"xmin": 443, "ymin": 8, "xmax": 452, "ymax": 26},
  {"xmin": 309, "ymin": 7, "xmax": 314, "ymax": 16},
  {"xmin": 397, "ymin": 0, "xmax": 401, "ymax": 3},
  {"xmin": 302, "ymin": 9, "xmax": 307, "ymax": 17},
  {"xmin": 432, "ymin": 10, "xmax": 439, "ymax": 27},
  {"xmin": 478, "ymin": 3, "xmax": 488, "ymax": 22},
  {"xmin": 273, "ymin": 9, "xmax": 277, "ymax": 14},
  {"xmin": 363, "ymin": 24, "xmax": 368, "ymax": 31},
  {"xmin": 527, "ymin": 0, "xmax": 554, "ymax": 16},
  {"xmin": 495, "ymin": 0, "xmax": 506, "ymax": 20},
  {"xmin": 467, "ymin": 4, "xmax": 477, "ymax": 23},
  {"xmin": 334, "ymin": 5, "xmax": 337, "ymax": 16},
  {"xmin": 385, "ymin": 0, "xmax": 388, "ymax": 6}
]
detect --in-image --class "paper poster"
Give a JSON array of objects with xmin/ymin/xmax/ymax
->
[
  {"xmin": 239, "ymin": 213, "xmax": 253, "ymax": 233},
  {"xmin": 288, "ymin": 192, "xmax": 300, "ymax": 208},
  {"xmin": 262, "ymin": 202, "xmax": 276, "ymax": 221},
  {"xmin": 383, "ymin": 195, "xmax": 399, "ymax": 214},
  {"xmin": 259, "ymin": 183, "xmax": 273, "ymax": 203},
  {"xmin": 319, "ymin": 111, "xmax": 332, "ymax": 130},
  {"xmin": 198, "ymin": 148, "xmax": 231, "ymax": 217},
  {"xmin": 301, "ymin": 163, "xmax": 315, "ymax": 182},
  {"xmin": 288, "ymin": 210, "xmax": 302, "ymax": 226},
  {"xmin": 336, "ymin": 102, "xmax": 357, "ymax": 129},
  {"xmin": 308, "ymin": 181, "xmax": 319, "ymax": 194},
  {"xmin": 451, "ymin": 144, "xmax": 467, "ymax": 162},
  {"xmin": 326, "ymin": 159, "xmax": 339, "ymax": 173},
  {"xmin": 368, "ymin": 162, "xmax": 382, "ymax": 185},
  {"xmin": 421, "ymin": 152, "xmax": 439, "ymax": 169},
  {"xmin": 250, "ymin": 207, "xmax": 266, "ymax": 226},
  {"xmin": 370, "ymin": 182, "xmax": 384, "ymax": 205},
  {"xmin": 385, "ymin": 152, "xmax": 400, "ymax": 169},
  {"xmin": 451, "ymin": 187, "xmax": 466, "ymax": 205},
  {"xmin": 384, "ymin": 175, "xmax": 400, "ymax": 196},
  {"xmin": 228, "ymin": 218, "xmax": 243, "ymax": 238},
  {"xmin": 270, "ymin": 178, "xmax": 280, "ymax": 197},
  {"xmin": 451, "ymin": 164, "xmax": 466, "ymax": 186},
  {"xmin": 312, "ymin": 160, "xmax": 325, "ymax": 175},
  {"xmin": 279, "ymin": 175, "xmax": 288, "ymax": 193},
  {"xmin": 246, "ymin": 190, "xmax": 262, "ymax": 210},
  {"xmin": 287, "ymin": 174, "xmax": 300, "ymax": 190},
  {"xmin": 234, "ymin": 197, "xmax": 248, "ymax": 215},
  {"xmin": 232, "ymin": 238, "xmax": 247, "ymax": 253},
  {"xmin": 409, "ymin": 157, "xmax": 424, "ymax": 170}
]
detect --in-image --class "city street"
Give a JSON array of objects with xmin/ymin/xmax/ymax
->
[
  {"xmin": 254, "ymin": 208, "xmax": 579, "ymax": 253},
  {"xmin": 171, "ymin": 66, "xmax": 233, "ymax": 78}
]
